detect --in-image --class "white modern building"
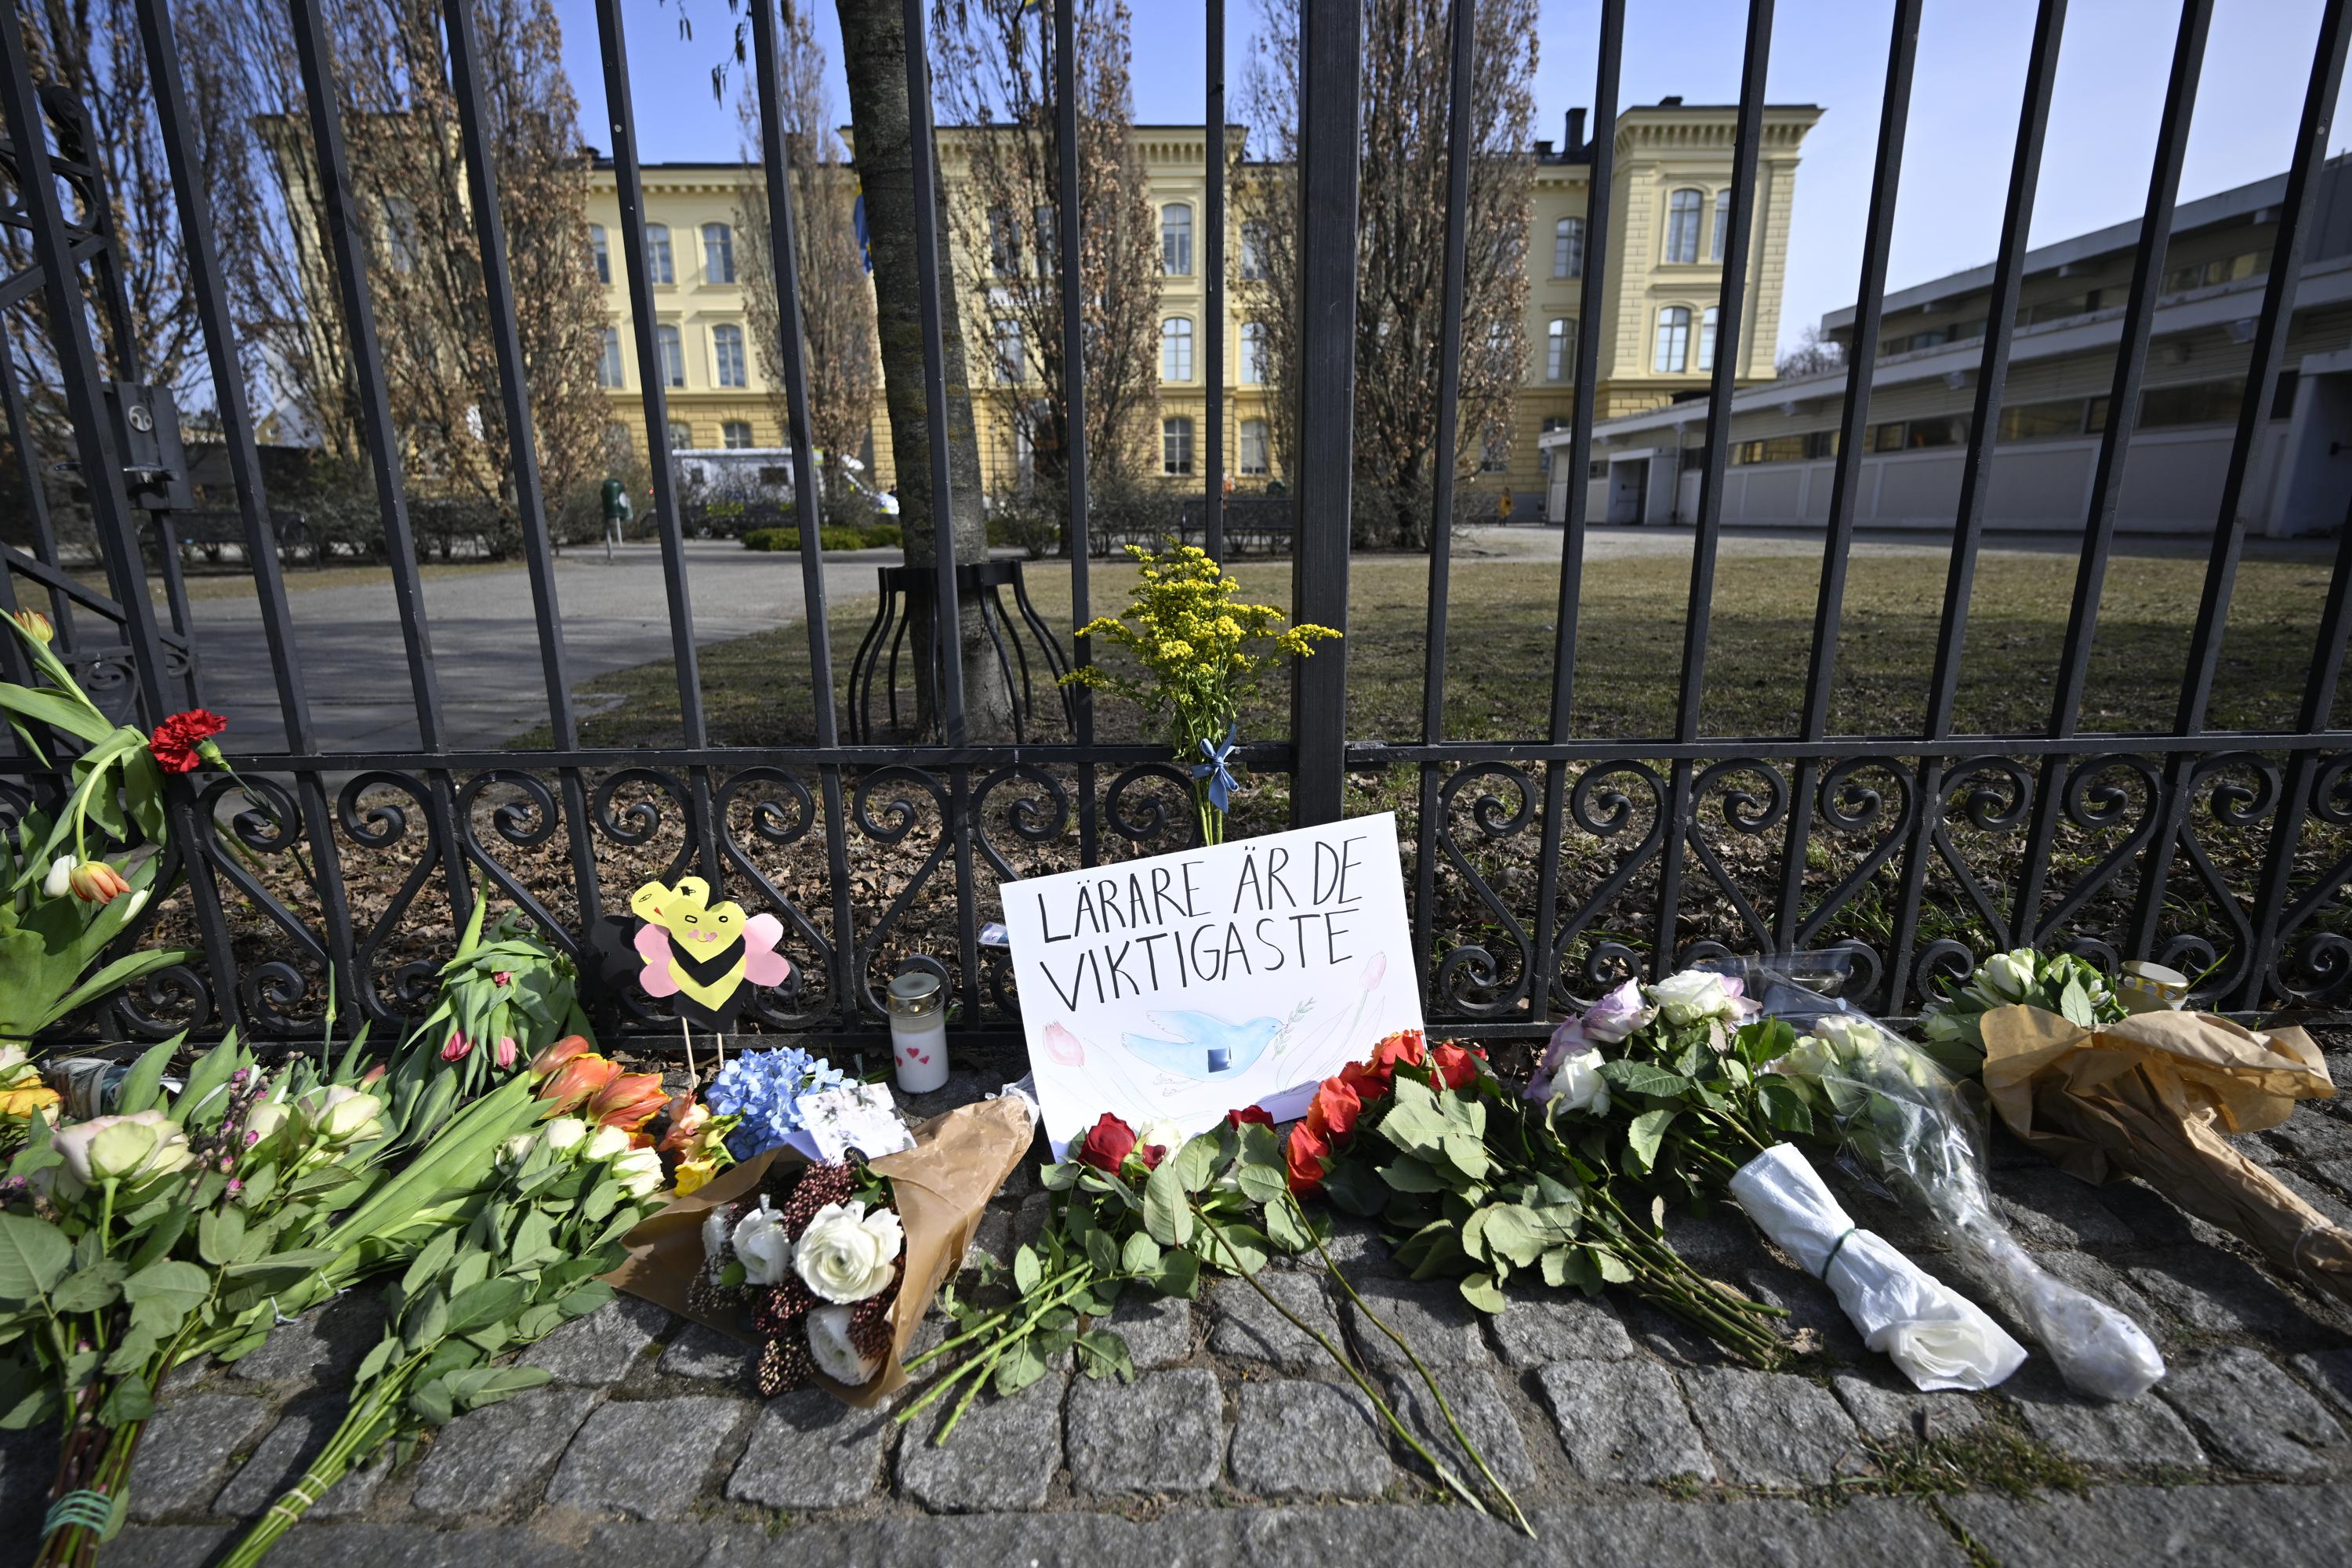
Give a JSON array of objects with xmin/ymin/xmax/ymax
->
[{"xmin": 1546, "ymin": 158, "xmax": 2352, "ymax": 538}]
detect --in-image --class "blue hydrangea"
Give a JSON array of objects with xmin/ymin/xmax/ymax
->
[{"xmin": 706, "ymin": 1047, "xmax": 848, "ymax": 1160}]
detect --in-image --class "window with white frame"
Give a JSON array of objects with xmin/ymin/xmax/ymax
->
[
  {"xmin": 713, "ymin": 323, "xmax": 746, "ymax": 387},
  {"xmin": 702, "ymin": 223, "xmax": 735, "ymax": 284},
  {"xmin": 1697, "ymin": 307, "xmax": 1719, "ymax": 373},
  {"xmin": 589, "ymin": 224, "xmax": 611, "ymax": 284},
  {"xmin": 1239, "ymin": 417, "xmax": 1269, "ymax": 476},
  {"xmin": 723, "ymin": 419, "xmax": 753, "ymax": 448},
  {"xmin": 1655, "ymin": 306, "xmax": 1691, "ymax": 372},
  {"xmin": 1553, "ymin": 216, "xmax": 1584, "ymax": 279},
  {"xmin": 988, "ymin": 206, "xmax": 1021, "ymax": 276},
  {"xmin": 995, "ymin": 318, "xmax": 1024, "ymax": 383},
  {"xmin": 1711, "ymin": 198, "xmax": 1730, "ymax": 263},
  {"xmin": 597, "ymin": 326, "xmax": 623, "ymax": 389},
  {"xmin": 1161, "ymin": 204, "xmax": 1192, "ymax": 276},
  {"xmin": 1546, "ymin": 318, "xmax": 1574, "ymax": 381},
  {"xmin": 1239, "ymin": 220, "xmax": 1268, "ymax": 280},
  {"xmin": 656, "ymin": 323, "xmax": 684, "ymax": 387},
  {"xmin": 1032, "ymin": 204, "xmax": 1057, "ymax": 274},
  {"xmin": 1664, "ymin": 188, "xmax": 1701, "ymax": 264},
  {"xmin": 1162, "ymin": 316, "xmax": 1194, "ymax": 381},
  {"xmin": 1240, "ymin": 321, "xmax": 1267, "ymax": 383},
  {"xmin": 1163, "ymin": 416, "xmax": 1194, "ymax": 475},
  {"xmin": 667, "ymin": 419, "xmax": 694, "ymax": 449},
  {"xmin": 646, "ymin": 223, "xmax": 674, "ymax": 285},
  {"xmin": 1480, "ymin": 426, "xmax": 1510, "ymax": 472}
]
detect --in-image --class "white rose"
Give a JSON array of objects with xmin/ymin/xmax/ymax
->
[
  {"xmin": 732, "ymin": 1202, "xmax": 793, "ymax": 1285},
  {"xmin": 1135, "ymin": 1120, "xmax": 1184, "ymax": 1160},
  {"xmin": 609, "ymin": 1147, "xmax": 664, "ymax": 1200},
  {"xmin": 582, "ymin": 1123, "xmax": 632, "ymax": 1163},
  {"xmin": 1545, "ymin": 1047, "xmax": 1610, "ymax": 1118},
  {"xmin": 793, "ymin": 1200, "xmax": 904, "ymax": 1305},
  {"xmin": 303, "ymin": 1086, "xmax": 385, "ymax": 1144},
  {"xmin": 542, "ymin": 1116, "xmax": 590, "ymax": 1157},
  {"xmin": 804, "ymin": 1303, "xmax": 885, "ymax": 1385},
  {"xmin": 244, "ymin": 1099, "xmax": 291, "ymax": 1144},
  {"xmin": 1651, "ymin": 970, "xmax": 1734, "ymax": 1026},
  {"xmin": 1979, "ymin": 949, "xmax": 2038, "ymax": 1004},
  {"xmin": 51, "ymin": 1110, "xmax": 191, "ymax": 1189},
  {"xmin": 501, "ymin": 1133, "xmax": 538, "ymax": 1170}
]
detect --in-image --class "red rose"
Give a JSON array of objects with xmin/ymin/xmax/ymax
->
[
  {"xmin": 1285, "ymin": 1120, "xmax": 1330, "ymax": 1199},
  {"xmin": 1305, "ymin": 1076, "xmax": 1362, "ymax": 1144},
  {"xmin": 1225, "ymin": 1105, "xmax": 1275, "ymax": 1128},
  {"xmin": 1372, "ymin": 1029, "xmax": 1426, "ymax": 1075},
  {"xmin": 1075, "ymin": 1112, "xmax": 1138, "ymax": 1172},
  {"xmin": 1431, "ymin": 1042, "xmax": 1481, "ymax": 1091},
  {"xmin": 1338, "ymin": 1057, "xmax": 1392, "ymax": 1106},
  {"xmin": 1138, "ymin": 1141, "xmax": 1169, "ymax": 1170},
  {"xmin": 148, "ymin": 709, "xmax": 227, "ymax": 774}
]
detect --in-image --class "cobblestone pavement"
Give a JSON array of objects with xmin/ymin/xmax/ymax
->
[{"xmin": 13, "ymin": 1054, "xmax": 2352, "ymax": 1568}]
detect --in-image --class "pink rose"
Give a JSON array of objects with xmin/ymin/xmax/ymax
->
[{"xmin": 1581, "ymin": 979, "xmax": 1654, "ymax": 1044}]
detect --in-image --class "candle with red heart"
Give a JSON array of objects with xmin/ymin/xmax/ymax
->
[{"xmin": 885, "ymin": 971, "xmax": 949, "ymax": 1093}]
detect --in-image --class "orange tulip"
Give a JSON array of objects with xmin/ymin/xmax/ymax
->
[
  {"xmin": 656, "ymin": 1093, "xmax": 710, "ymax": 1153},
  {"xmin": 530, "ymin": 1033, "xmax": 594, "ymax": 1076},
  {"xmin": 9, "ymin": 609, "xmax": 53, "ymax": 644},
  {"xmin": 537, "ymin": 1052, "xmax": 620, "ymax": 1113},
  {"xmin": 67, "ymin": 861, "xmax": 132, "ymax": 905},
  {"xmin": 586, "ymin": 1069, "xmax": 668, "ymax": 1133}
]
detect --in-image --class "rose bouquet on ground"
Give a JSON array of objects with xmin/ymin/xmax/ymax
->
[
  {"xmin": 1917, "ymin": 946, "xmax": 2123, "ymax": 1075},
  {"xmin": 1060, "ymin": 543, "xmax": 1338, "ymax": 844},
  {"xmin": 1540, "ymin": 974, "xmax": 2029, "ymax": 1392},
  {"xmin": 217, "ymin": 1114, "xmax": 661, "ymax": 1568},
  {"xmin": 1296, "ymin": 1028, "xmax": 1791, "ymax": 1369}
]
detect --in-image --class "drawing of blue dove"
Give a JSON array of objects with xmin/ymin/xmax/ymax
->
[{"xmin": 1121, "ymin": 1011, "xmax": 1280, "ymax": 1079}]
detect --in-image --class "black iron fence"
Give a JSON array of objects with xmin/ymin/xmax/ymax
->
[{"xmin": 5, "ymin": 0, "xmax": 2352, "ymax": 1053}]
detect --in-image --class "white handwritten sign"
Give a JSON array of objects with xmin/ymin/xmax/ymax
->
[{"xmin": 1002, "ymin": 812, "xmax": 1421, "ymax": 1156}]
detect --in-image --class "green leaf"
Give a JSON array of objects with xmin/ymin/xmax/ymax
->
[
  {"xmin": 1074, "ymin": 1328, "xmax": 1137, "ymax": 1383},
  {"xmin": 408, "ymin": 1378, "xmax": 456, "ymax": 1428},
  {"xmin": 405, "ymin": 1288, "xmax": 449, "ymax": 1352},
  {"xmin": 1319, "ymin": 1157, "xmax": 1388, "ymax": 1216},
  {"xmin": 1439, "ymin": 1133, "xmax": 1491, "ymax": 1181},
  {"xmin": 1120, "ymin": 1232, "xmax": 1162, "ymax": 1276},
  {"xmin": 35, "ymin": 948, "xmax": 198, "ymax": 1037},
  {"xmin": 1083, "ymin": 1226, "xmax": 1120, "ymax": 1277},
  {"xmin": 1172, "ymin": 1131, "xmax": 1222, "ymax": 1195},
  {"xmin": 2059, "ymin": 977, "xmax": 2096, "ymax": 1027},
  {"xmin": 1478, "ymin": 1205, "xmax": 1550, "ymax": 1269},
  {"xmin": 1234, "ymin": 1156, "xmax": 1291, "ymax": 1207},
  {"xmin": 96, "ymin": 1374, "xmax": 154, "ymax": 1425},
  {"xmin": 198, "ymin": 1207, "xmax": 248, "ymax": 1269},
  {"xmin": 1458, "ymin": 1272, "xmax": 1507, "ymax": 1313},
  {"xmin": 354, "ymin": 1337, "xmax": 397, "ymax": 1384},
  {"xmin": 1756, "ymin": 1078, "xmax": 1814, "ymax": 1137},
  {"xmin": 1012, "ymin": 1243, "xmax": 1043, "ymax": 1297},
  {"xmin": 402, "ymin": 1228, "xmax": 461, "ymax": 1297},
  {"xmin": 1142, "ymin": 1160, "xmax": 1194, "ymax": 1249},
  {"xmin": 1153, "ymin": 1248, "xmax": 1200, "ymax": 1299},
  {"xmin": 1196, "ymin": 1221, "xmax": 1270, "ymax": 1277},
  {"xmin": 1596, "ymin": 1059, "xmax": 1690, "ymax": 1100},
  {"xmin": 1039, "ymin": 1160, "xmax": 1083, "ymax": 1192},
  {"xmin": 1377, "ymin": 1156, "xmax": 1448, "ymax": 1195},
  {"xmin": 1624, "ymin": 1108, "xmax": 1677, "ymax": 1173},
  {"xmin": 445, "ymin": 1278, "xmax": 525, "ymax": 1336},
  {"xmin": 555, "ymin": 1280, "xmax": 615, "ymax": 1320},
  {"xmin": 993, "ymin": 1339, "xmax": 1050, "ymax": 1397},
  {"xmin": 0, "ymin": 1214, "xmax": 71, "ymax": 1301},
  {"xmin": 121, "ymin": 1259, "xmax": 209, "ymax": 1319},
  {"xmin": 1591, "ymin": 1246, "xmax": 1634, "ymax": 1285},
  {"xmin": 49, "ymin": 1261, "xmax": 127, "ymax": 1314},
  {"xmin": 112, "ymin": 1040, "xmax": 179, "ymax": 1117},
  {"xmin": 1262, "ymin": 1198, "xmax": 1316, "ymax": 1255}
]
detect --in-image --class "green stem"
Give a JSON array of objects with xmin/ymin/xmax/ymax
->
[
  {"xmin": 1302, "ymin": 1203, "xmax": 1533, "ymax": 1537},
  {"xmin": 219, "ymin": 1363, "xmax": 415, "ymax": 1568},
  {"xmin": 896, "ymin": 1269, "xmax": 1123, "ymax": 1432},
  {"xmin": 898, "ymin": 1260, "xmax": 1094, "ymax": 1371}
]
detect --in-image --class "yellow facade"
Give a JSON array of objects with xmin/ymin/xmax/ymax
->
[{"xmin": 583, "ymin": 100, "xmax": 1815, "ymax": 505}]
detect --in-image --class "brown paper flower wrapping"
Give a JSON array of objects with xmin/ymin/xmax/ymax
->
[
  {"xmin": 1979, "ymin": 1004, "xmax": 2352, "ymax": 1308},
  {"xmin": 608, "ymin": 1094, "xmax": 1036, "ymax": 1406}
]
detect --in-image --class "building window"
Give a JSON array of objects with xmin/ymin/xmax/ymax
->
[
  {"xmin": 646, "ymin": 223, "xmax": 674, "ymax": 285},
  {"xmin": 2140, "ymin": 378, "xmax": 2251, "ymax": 430},
  {"xmin": 1239, "ymin": 417, "xmax": 1269, "ymax": 476},
  {"xmin": 589, "ymin": 223, "xmax": 610, "ymax": 284},
  {"xmin": 989, "ymin": 206, "xmax": 1021, "ymax": 276},
  {"xmin": 995, "ymin": 318, "xmax": 1024, "ymax": 383},
  {"xmin": 1032, "ymin": 204, "xmax": 1057, "ymax": 274},
  {"xmin": 1697, "ymin": 307, "xmax": 1719, "ymax": 373},
  {"xmin": 667, "ymin": 419, "xmax": 694, "ymax": 449},
  {"xmin": 655, "ymin": 324, "xmax": 685, "ymax": 387},
  {"xmin": 1240, "ymin": 321, "xmax": 1267, "ymax": 383},
  {"xmin": 1486, "ymin": 321, "xmax": 1515, "ymax": 376},
  {"xmin": 1545, "ymin": 318, "xmax": 1573, "ymax": 381},
  {"xmin": 597, "ymin": 326, "xmax": 624, "ymax": 389},
  {"xmin": 713, "ymin": 323, "xmax": 747, "ymax": 387},
  {"xmin": 1868, "ymin": 414, "xmax": 1971, "ymax": 451},
  {"xmin": 724, "ymin": 419, "xmax": 753, "ymax": 448},
  {"xmin": 1163, "ymin": 416, "xmax": 1194, "ymax": 475},
  {"xmin": 1654, "ymin": 307, "xmax": 1691, "ymax": 372},
  {"xmin": 1553, "ymin": 216, "xmax": 1584, "ymax": 279},
  {"xmin": 1710, "ymin": 196, "xmax": 1730, "ymax": 262},
  {"xmin": 1162, "ymin": 316, "xmax": 1194, "ymax": 381},
  {"xmin": 604, "ymin": 422, "xmax": 632, "ymax": 457},
  {"xmin": 1239, "ymin": 220, "xmax": 1268, "ymax": 281},
  {"xmin": 1664, "ymin": 188, "xmax": 1702, "ymax": 263},
  {"xmin": 2164, "ymin": 249, "xmax": 2269, "ymax": 292},
  {"xmin": 702, "ymin": 223, "xmax": 735, "ymax": 284},
  {"xmin": 1161, "ymin": 204, "xmax": 1192, "ymax": 276},
  {"xmin": 1480, "ymin": 426, "xmax": 1510, "ymax": 473},
  {"xmin": 1998, "ymin": 398, "xmax": 2092, "ymax": 442}
]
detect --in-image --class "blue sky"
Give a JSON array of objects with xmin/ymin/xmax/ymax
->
[{"xmin": 560, "ymin": 0, "xmax": 2352, "ymax": 355}]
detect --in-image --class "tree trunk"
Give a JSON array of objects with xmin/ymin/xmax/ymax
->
[{"xmin": 834, "ymin": 0, "xmax": 1014, "ymax": 741}]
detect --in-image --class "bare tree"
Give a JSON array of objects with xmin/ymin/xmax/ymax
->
[
  {"xmin": 1240, "ymin": 0, "xmax": 1537, "ymax": 548},
  {"xmin": 930, "ymin": 0, "xmax": 1159, "ymax": 501},
  {"xmin": 1777, "ymin": 322, "xmax": 1844, "ymax": 378},
  {"xmin": 733, "ymin": 5, "xmax": 878, "ymax": 503}
]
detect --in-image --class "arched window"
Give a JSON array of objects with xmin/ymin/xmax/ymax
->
[
  {"xmin": 1238, "ymin": 418, "xmax": 1270, "ymax": 476},
  {"xmin": 1239, "ymin": 220, "xmax": 1269, "ymax": 280},
  {"xmin": 1654, "ymin": 307, "xmax": 1691, "ymax": 372},
  {"xmin": 655, "ymin": 323, "xmax": 684, "ymax": 387},
  {"xmin": 723, "ymin": 419, "xmax": 753, "ymax": 448},
  {"xmin": 1161, "ymin": 204, "xmax": 1192, "ymax": 276},
  {"xmin": 1546, "ymin": 318, "xmax": 1576, "ymax": 381},
  {"xmin": 1711, "ymin": 197, "xmax": 1730, "ymax": 263},
  {"xmin": 1240, "ymin": 321, "xmax": 1267, "ymax": 384},
  {"xmin": 1697, "ymin": 307, "xmax": 1719, "ymax": 373},
  {"xmin": 712, "ymin": 323, "xmax": 746, "ymax": 387},
  {"xmin": 597, "ymin": 326, "xmax": 623, "ymax": 389},
  {"xmin": 996, "ymin": 318, "xmax": 1024, "ymax": 383},
  {"xmin": 1553, "ymin": 216, "xmax": 1584, "ymax": 279},
  {"xmin": 1162, "ymin": 317, "xmax": 1194, "ymax": 381},
  {"xmin": 1163, "ymin": 416, "xmax": 1195, "ymax": 475},
  {"xmin": 702, "ymin": 223, "xmax": 736, "ymax": 284},
  {"xmin": 1664, "ymin": 189, "xmax": 1701, "ymax": 264},
  {"xmin": 588, "ymin": 224, "xmax": 611, "ymax": 284},
  {"xmin": 645, "ymin": 223, "xmax": 674, "ymax": 285},
  {"xmin": 666, "ymin": 419, "xmax": 694, "ymax": 449}
]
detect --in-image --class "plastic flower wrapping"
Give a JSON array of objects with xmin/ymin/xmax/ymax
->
[{"xmin": 706, "ymin": 1046, "xmax": 848, "ymax": 1161}]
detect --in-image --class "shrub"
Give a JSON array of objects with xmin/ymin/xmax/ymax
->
[{"xmin": 742, "ymin": 523, "xmax": 898, "ymax": 553}]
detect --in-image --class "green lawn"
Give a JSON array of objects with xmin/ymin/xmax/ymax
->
[{"xmin": 557, "ymin": 544, "xmax": 2341, "ymax": 750}]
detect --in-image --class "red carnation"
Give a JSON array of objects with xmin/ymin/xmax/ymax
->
[
  {"xmin": 1075, "ymin": 1112, "xmax": 1138, "ymax": 1173},
  {"xmin": 149, "ymin": 709, "xmax": 227, "ymax": 774},
  {"xmin": 1431, "ymin": 1041, "xmax": 1483, "ymax": 1091},
  {"xmin": 1285, "ymin": 1120, "xmax": 1330, "ymax": 1200},
  {"xmin": 1225, "ymin": 1105, "xmax": 1275, "ymax": 1129}
]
